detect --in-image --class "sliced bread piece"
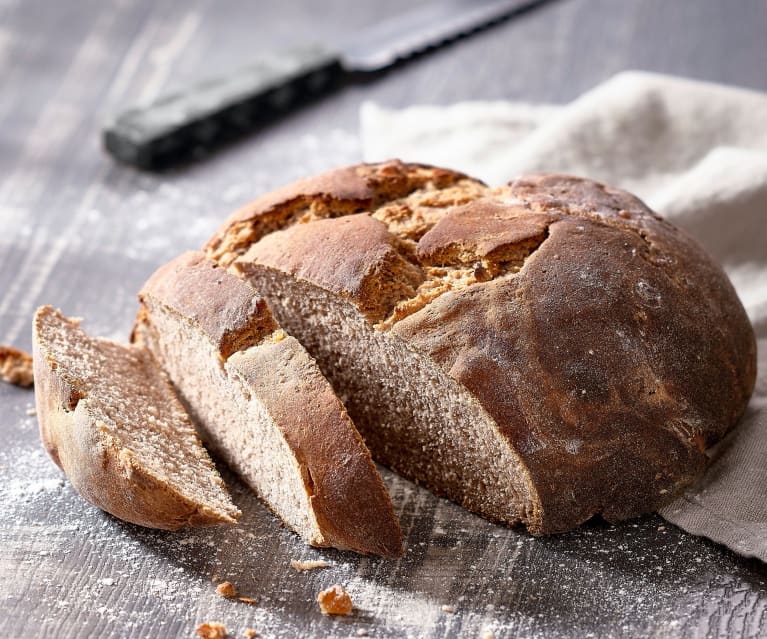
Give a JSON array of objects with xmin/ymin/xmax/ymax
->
[
  {"xmin": 205, "ymin": 160, "xmax": 756, "ymax": 535},
  {"xmin": 33, "ymin": 305, "xmax": 240, "ymax": 530},
  {"xmin": 133, "ymin": 251, "xmax": 402, "ymax": 557}
]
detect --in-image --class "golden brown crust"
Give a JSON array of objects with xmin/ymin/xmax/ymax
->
[
  {"xmin": 0, "ymin": 345, "xmax": 34, "ymax": 387},
  {"xmin": 204, "ymin": 160, "xmax": 475, "ymax": 266},
  {"xmin": 33, "ymin": 306, "xmax": 238, "ymax": 530},
  {"xmin": 215, "ymin": 163, "xmax": 757, "ymax": 534},
  {"xmin": 242, "ymin": 214, "xmax": 423, "ymax": 323},
  {"xmin": 138, "ymin": 251, "xmax": 277, "ymax": 358},
  {"xmin": 416, "ymin": 199, "xmax": 557, "ymax": 269}
]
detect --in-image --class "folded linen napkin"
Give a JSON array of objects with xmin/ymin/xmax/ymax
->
[{"xmin": 360, "ymin": 71, "xmax": 767, "ymax": 562}]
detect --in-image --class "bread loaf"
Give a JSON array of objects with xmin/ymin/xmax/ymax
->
[
  {"xmin": 206, "ymin": 160, "xmax": 756, "ymax": 534},
  {"xmin": 133, "ymin": 251, "xmax": 402, "ymax": 556},
  {"xmin": 33, "ymin": 305, "xmax": 240, "ymax": 530}
]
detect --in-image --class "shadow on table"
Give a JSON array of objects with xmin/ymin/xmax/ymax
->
[{"xmin": 114, "ymin": 464, "xmax": 767, "ymax": 636}]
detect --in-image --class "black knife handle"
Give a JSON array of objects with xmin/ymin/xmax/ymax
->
[{"xmin": 103, "ymin": 44, "xmax": 343, "ymax": 170}]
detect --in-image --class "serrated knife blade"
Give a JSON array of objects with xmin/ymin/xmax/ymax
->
[
  {"xmin": 341, "ymin": 0, "xmax": 546, "ymax": 72},
  {"xmin": 104, "ymin": 0, "xmax": 551, "ymax": 170}
]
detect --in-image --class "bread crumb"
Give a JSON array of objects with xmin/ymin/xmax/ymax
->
[
  {"xmin": 291, "ymin": 559, "xmax": 329, "ymax": 571},
  {"xmin": 441, "ymin": 604, "xmax": 456, "ymax": 614},
  {"xmin": 317, "ymin": 584, "xmax": 353, "ymax": 616},
  {"xmin": 273, "ymin": 329, "xmax": 286, "ymax": 343},
  {"xmin": 26, "ymin": 407, "xmax": 37, "ymax": 416},
  {"xmin": 480, "ymin": 629, "xmax": 495, "ymax": 639},
  {"xmin": 215, "ymin": 581, "xmax": 256, "ymax": 604},
  {"xmin": 356, "ymin": 630, "xmax": 368, "ymax": 636},
  {"xmin": 196, "ymin": 622, "xmax": 228, "ymax": 639},
  {"xmin": 243, "ymin": 629, "xmax": 257, "ymax": 638},
  {"xmin": 216, "ymin": 581, "xmax": 237, "ymax": 599},
  {"xmin": 0, "ymin": 345, "xmax": 33, "ymax": 387}
]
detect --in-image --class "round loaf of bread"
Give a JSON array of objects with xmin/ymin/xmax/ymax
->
[{"xmin": 206, "ymin": 161, "xmax": 756, "ymax": 534}]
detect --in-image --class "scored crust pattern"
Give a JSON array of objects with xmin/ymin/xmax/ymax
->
[
  {"xmin": 205, "ymin": 160, "xmax": 757, "ymax": 533},
  {"xmin": 206, "ymin": 162, "xmax": 667, "ymax": 332}
]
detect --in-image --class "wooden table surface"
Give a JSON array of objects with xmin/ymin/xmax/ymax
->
[{"xmin": 2, "ymin": 1, "xmax": 766, "ymax": 637}]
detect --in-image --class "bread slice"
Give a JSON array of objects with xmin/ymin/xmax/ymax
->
[
  {"xmin": 205, "ymin": 160, "xmax": 756, "ymax": 534},
  {"xmin": 133, "ymin": 251, "xmax": 402, "ymax": 557},
  {"xmin": 33, "ymin": 305, "xmax": 240, "ymax": 530}
]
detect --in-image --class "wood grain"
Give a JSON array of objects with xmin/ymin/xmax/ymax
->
[{"xmin": 1, "ymin": 1, "xmax": 766, "ymax": 637}]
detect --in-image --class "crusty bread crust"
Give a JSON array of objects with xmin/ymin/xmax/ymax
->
[
  {"xmin": 243, "ymin": 214, "xmax": 424, "ymax": 322},
  {"xmin": 205, "ymin": 160, "xmax": 474, "ymax": 267},
  {"xmin": 212, "ymin": 161, "xmax": 757, "ymax": 534},
  {"xmin": 135, "ymin": 252, "xmax": 403, "ymax": 556},
  {"xmin": 134, "ymin": 251, "xmax": 277, "ymax": 358},
  {"xmin": 33, "ymin": 306, "xmax": 239, "ymax": 530}
]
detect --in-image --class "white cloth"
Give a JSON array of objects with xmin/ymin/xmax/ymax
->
[{"xmin": 360, "ymin": 71, "xmax": 767, "ymax": 561}]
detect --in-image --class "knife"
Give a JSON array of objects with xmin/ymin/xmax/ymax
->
[{"xmin": 103, "ymin": 0, "xmax": 550, "ymax": 170}]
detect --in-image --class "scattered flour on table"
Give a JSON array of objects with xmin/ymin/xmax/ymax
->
[{"xmin": 0, "ymin": 446, "xmax": 65, "ymax": 512}]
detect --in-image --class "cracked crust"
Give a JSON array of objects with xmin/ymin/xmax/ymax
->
[
  {"xmin": 416, "ymin": 200, "xmax": 557, "ymax": 268},
  {"xmin": 33, "ymin": 306, "xmax": 239, "ymax": 530},
  {"xmin": 242, "ymin": 214, "xmax": 424, "ymax": 323},
  {"xmin": 205, "ymin": 160, "xmax": 476, "ymax": 267},
  {"xmin": 210, "ymin": 162, "xmax": 756, "ymax": 534}
]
